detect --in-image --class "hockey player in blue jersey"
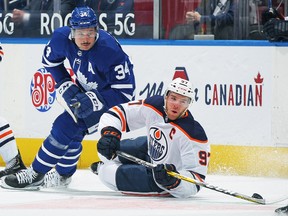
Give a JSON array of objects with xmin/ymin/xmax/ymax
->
[
  {"xmin": 92, "ymin": 78, "xmax": 210, "ymax": 198},
  {"xmin": 2, "ymin": 6, "xmax": 135, "ymax": 190}
]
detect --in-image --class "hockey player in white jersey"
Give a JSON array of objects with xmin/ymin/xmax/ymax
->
[
  {"xmin": 0, "ymin": 116, "xmax": 26, "ymax": 178},
  {"xmin": 0, "ymin": 45, "xmax": 26, "ymax": 178},
  {"xmin": 92, "ymin": 78, "xmax": 210, "ymax": 198}
]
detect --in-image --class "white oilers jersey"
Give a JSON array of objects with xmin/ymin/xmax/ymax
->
[{"xmin": 99, "ymin": 95, "xmax": 210, "ymax": 198}]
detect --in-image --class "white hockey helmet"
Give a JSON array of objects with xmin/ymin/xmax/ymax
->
[{"xmin": 165, "ymin": 78, "xmax": 194, "ymax": 104}]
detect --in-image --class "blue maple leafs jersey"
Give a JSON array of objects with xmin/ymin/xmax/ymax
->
[{"xmin": 42, "ymin": 26, "xmax": 135, "ymax": 108}]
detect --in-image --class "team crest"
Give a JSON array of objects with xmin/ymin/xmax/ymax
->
[{"xmin": 148, "ymin": 127, "xmax": 168, "ymax": 161}]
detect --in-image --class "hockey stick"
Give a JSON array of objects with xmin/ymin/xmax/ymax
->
[{"xmin": 116, "ymin": 150, "xmax": 265, "ymax": 205}]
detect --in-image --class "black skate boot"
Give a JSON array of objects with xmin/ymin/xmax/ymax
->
[
  {"xmin": 0, "ymin": 151, "xmax": 26, "ymax": 178},
  {"xmin": 1, "ymin": 166, "xmax": 45, "ymax": 190}
]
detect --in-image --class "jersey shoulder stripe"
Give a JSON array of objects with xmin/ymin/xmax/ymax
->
[
  {"xmin": 143, "ymin": 95, "xmax": 165, "ymax": 117},
  {"xmin": 173, "ymin": 111, "xmax": 208, "ymax": 143},
  {"xmin": 108, "ymin": 104, "xmax": 130, "ymax": 132}
]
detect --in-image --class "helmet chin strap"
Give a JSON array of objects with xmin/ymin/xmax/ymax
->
[{"xmin": 178, "ymin": 108, "xmax": 188, "ymax": 118}]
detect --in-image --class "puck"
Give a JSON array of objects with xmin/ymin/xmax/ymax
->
[{"xmin": 252, "ymin": 193, "xmax": 263, "ymax": 199}]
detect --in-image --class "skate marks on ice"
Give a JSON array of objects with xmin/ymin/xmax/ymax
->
[
  {"xmin": 0, "ymin": 170, "xmax": 287, "ymax": 216},
  {"xmin": 0, "ymin": 192, "xmax": 280, "ymax": 211},
  {"xmin": 0, "ymin": 186, "xmax": 284, "ymax": 216}
]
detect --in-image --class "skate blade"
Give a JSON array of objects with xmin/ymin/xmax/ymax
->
[
  {"xmin": 0, "ymin": 184, "xmax": 41, "ymax": 191},
  {"xmin": 0, "ymin": 178, "xmax": 41, "ymax": 191},
  {"xmin": 0, "ymin": 182, "xmax": 41, "ymax": 191}
]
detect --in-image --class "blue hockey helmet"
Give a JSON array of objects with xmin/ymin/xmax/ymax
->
[{"xmin": 70, "ymin": 6, "xmax": 98, "ymax": 29}]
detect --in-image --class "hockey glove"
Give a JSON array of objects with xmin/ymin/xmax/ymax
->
[
  {"xmin": 97, "ymin": 126, "xmax": 121, "ymax": 160},
  {"xmin": 263, "ymin": 18, "xmax": 288, "ymax": 42},
  {"xmin": 56, "ymin": 78, "xmax": 81, "ymax": 122},
  {"xmin": 82, "ymin": 107, "xmax": 108, "ymax": 134},
  {"xmin": 153, "ymin": 164, "xmax": 181, "ymax": 190},
  {"xmin": 71, "ymin": 89, "xmax": 104, "ymax": 119}
]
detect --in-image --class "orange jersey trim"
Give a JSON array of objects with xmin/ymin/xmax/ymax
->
[
  {"xmin": 170, "ymin": 122, "xmax": 208, "ymax": 144},
  {"xmin": 143, "ymin": 103, "xmax": 207, "ymax": 144},
  {"xmin": 0, "ymin": 130, "xmax": 13, "ymax": 139},
  {"xmin": 192, "ymin": 172, "xmax": 205, "ymax": 182},
  {"xmin": 112, "ymin": 106, "xmax": 127, "ymax": 132},
  {"xmin": 143, "ymin": 103, "xmax": 163, "ymax": 117}
]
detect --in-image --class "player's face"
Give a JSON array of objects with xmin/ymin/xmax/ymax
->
[
  {"xmin": 165, "ymin": 92, "xmax": 190, "ymax": 120},
  {"xmin": 73, "ymin": 27, "xmax": 97, "ymax": 51}
]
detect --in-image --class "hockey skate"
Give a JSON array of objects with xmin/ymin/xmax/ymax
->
[
  {"xmin": 1, "ymin": 166, "xmax": 44, "ymax": 190},
  {"xmin": 90, "ymin": 161, "xmax": 103, "ymax": 175},
  {"xmin": 42, "ymin": 169, "xmax": 72, "ymax": 188},
  {"xmin": 0, "ymin": 152, "xmax": 26, "ymax": 178}
]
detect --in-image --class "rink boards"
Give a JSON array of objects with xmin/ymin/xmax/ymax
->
[{"xmin": 0, "ymin": 39, "xmax": 287, "ymax": 177}]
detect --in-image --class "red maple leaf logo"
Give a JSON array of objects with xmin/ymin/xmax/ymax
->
[{"xmin": 254, "ymin": 72, "xmax": 263, "ymax": 84}]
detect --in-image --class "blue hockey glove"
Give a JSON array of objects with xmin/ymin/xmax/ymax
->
[
  {"xmin": 56, "ymin": 78, "xmax": 81, "ymax": 102},
  {"xmin": 71, "ymin": 89, "xmax": 104, "ymax": 119},
  {"xmin": 82, "ymin": 107, "xmax": 107, "ymax": 134},
  {"xmin": 153, "ymin": 164, "xmax": 181, "ymax": 190},
  {"xmin": 97, "ymin": 127, "xmax": 121, "ymax": 160},
  {"xmin": 56, "ymin": 78, "xmax": 81, "ymax": 122}
]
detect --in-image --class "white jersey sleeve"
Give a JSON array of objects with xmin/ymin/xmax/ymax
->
[
  {"xmin": 0, "ymin": 116, "xmax": 18, "ymax": 163},
  {"xmin": 98, "ymin": 99, "xmax": 148, "ymax": 133}
]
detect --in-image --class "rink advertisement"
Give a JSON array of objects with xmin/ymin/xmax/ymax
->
[{"xmin": 0, "ymin": 40, "xmax": 287, "ymax": 177}]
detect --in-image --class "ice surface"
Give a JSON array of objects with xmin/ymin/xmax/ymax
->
[{"xmin": 0, "ymin": 169, "xmax": 287, "ymax": 216}]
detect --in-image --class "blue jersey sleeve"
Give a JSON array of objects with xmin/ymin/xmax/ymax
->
[{"xmin": 42, "ymin": 26, "xmax": 72, "ymax": 82}]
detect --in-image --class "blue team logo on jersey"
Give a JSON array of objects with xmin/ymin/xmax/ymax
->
[
  {"xmin": 30, "ymin": 68, "xmax": 56, "ymax": 112},
  {"xmin": 148, "ymin": 127, "xmax": 168, "ymax": 161}
]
